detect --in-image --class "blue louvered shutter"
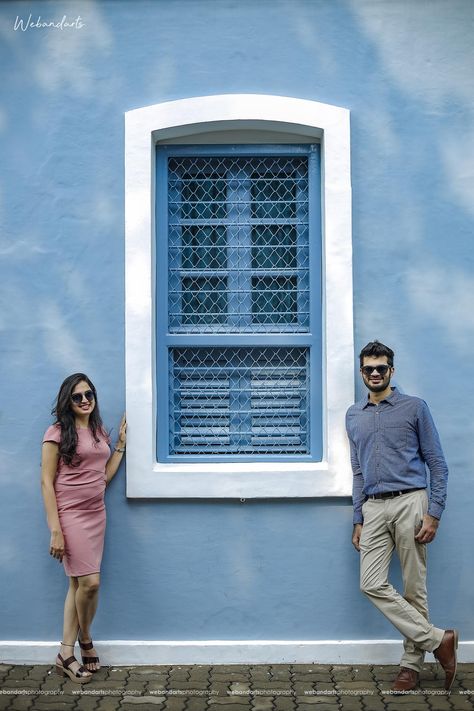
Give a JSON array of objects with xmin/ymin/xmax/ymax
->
[{"xmin": 170, "ymin": 347, "xmax": 309, "ymax": 455}]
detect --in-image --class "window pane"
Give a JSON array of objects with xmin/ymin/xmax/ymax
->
[
  {"xmin": 251, "ymin": 225, "xmax": 297, "ymax": 270},
  {"xmin": 170, "ymin": 347, "xmax": 309, "ymax": 456},
  {"xmin": 180, "ymin": 225, "xmax": 227, "ymax": 270},
  {"xmin": 181, "ymin": 176, "xmax": 226, "ymax": 220},
  {"xmin": 251, "ymin": 276, "xmax": 298, "ymax": 324},
  {"xmin": 251, "ymin": 173, "xmax": 297, "ymax": 220},
  {"xmin": 181, "ymin": 276, "xmax": 227, "ymax": 325}
]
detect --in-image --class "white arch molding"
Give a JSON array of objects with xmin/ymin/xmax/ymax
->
[{"xmin": 124, "ymin": 94, "xmax": 353, "ymax": 498}]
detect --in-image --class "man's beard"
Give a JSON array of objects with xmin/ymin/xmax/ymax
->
[{"xmin": 365, "ymin": 376, "xmax": 391, "ymax": 393}]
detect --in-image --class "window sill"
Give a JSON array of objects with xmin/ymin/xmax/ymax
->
[{"xmin": 126, "ymin": 459, "xmax": 351, "ymax": 498}]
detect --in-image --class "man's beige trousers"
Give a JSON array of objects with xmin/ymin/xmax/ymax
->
[{"xmin": 359, "ymin": 489, "xmax": 444, "ymax": 671}]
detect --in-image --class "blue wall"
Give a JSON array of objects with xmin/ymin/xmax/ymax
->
[{"xmin": 1, "ymin": 0, "xmax": 473, "ymax": 643}]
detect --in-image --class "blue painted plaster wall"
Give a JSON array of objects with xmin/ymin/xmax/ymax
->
[{"xmin": 1, "ymin": 0, "xmax": 473, "ymax": 643}]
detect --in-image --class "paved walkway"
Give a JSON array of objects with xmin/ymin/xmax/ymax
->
[{"xmin": 1, "ymin": 663, "xmax": 474, "ymax": 710}]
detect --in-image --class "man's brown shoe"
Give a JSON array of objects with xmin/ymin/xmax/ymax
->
[
  {"xmin": 433, "ymin": 629, "xmax": 458, "ymax": 690},
  {"xmin": 391, "ymin": 667, "xmax": 419, "ymax": 692}
]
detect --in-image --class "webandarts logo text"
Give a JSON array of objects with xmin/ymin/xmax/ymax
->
[{"xmin": 13, "ymin": 14, "xmax": 85, "ymax": 31}]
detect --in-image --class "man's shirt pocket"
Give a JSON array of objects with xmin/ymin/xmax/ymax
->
[{"xmin": 383, "ymin": 425, "xmax": 407, "ymax": 450}]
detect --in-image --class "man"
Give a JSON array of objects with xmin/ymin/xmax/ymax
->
[{"xmin": 346, "ymin": 340, "xmax": 457, "ymax": 692}]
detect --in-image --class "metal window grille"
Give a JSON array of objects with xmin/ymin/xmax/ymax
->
[
  {"xmin": 157, "ymin": 146, "xmax": 320, "ymax": 461},
  {"xmin": 168, "ymin": 155, "xmax": 309, "ymax": 334},
  {"xmin": 170, "ymin": 347, "xmax": 310, "ymax": 456}
]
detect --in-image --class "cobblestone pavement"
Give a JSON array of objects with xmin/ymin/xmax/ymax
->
[{"xmin": 1, "ymin": 663, "xmax": 474, "ymax": 711}]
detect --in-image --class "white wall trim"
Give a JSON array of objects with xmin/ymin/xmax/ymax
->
[
  {"xmin": 3, "ymin": 639, "xmax": 474, "ymax": 665},
  {"xmin": 125, "ymin": 94, "xmax": 353, "ymax": 498}
]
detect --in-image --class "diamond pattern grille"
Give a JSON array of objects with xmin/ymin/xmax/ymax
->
[
  {"xmin": 170, "ymin": 347, "xmax": 309, "ymax": 455},
  {"xmin": 168, "ymin": 155, "xmax": 309, "ymax": 333}
]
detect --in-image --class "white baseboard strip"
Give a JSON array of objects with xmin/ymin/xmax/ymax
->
[{"xmin": 1, "ymin": 640, "xmax": 474, "ymax": 666}]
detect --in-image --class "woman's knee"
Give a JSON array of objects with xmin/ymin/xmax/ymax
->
[{"xmin": 77, "ymin": 574, "xmax": 100, "ymax": 596}]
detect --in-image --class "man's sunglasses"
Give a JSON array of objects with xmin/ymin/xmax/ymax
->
[
  {"xmin": 71, "ymin": 390, "xmax": 95, "ymax": 405},
  {"xmin": 361, "ymin": 364, "xmax": 391, "ymax": 377}
]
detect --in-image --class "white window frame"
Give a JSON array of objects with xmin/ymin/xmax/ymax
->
[{"xmin": 125, "ymin": 94, "xmax": 353, "ymax": 498}]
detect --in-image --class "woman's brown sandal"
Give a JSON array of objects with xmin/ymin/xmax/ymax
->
[
  {"xmin": 79, "ymin": 639, "xmax": 100, "ymax": 672},
  {"xmin": 55, "ymin": 644, "xmax": 92, "ymax": 683}
]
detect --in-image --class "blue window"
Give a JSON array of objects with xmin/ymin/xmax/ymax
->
[{"xmin": 156, "ymin": 145, "xmax": 321, "ymax": 462}]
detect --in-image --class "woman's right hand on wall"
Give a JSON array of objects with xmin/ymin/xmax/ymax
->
[{"xmin": 49, "ymin": 529, "xmax": 65, "ymax": 562}]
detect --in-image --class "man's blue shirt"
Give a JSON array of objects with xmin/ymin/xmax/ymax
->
[{"xmin": 345, "ymin": 388, "xmax": 448, "ymax": 525}]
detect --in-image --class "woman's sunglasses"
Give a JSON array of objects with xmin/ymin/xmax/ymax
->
[{"xmin": 71, "ymin": 390, "xmax": 95, "ymax": 405}]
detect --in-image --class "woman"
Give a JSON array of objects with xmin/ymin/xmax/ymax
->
[{"xmin": 41, "ymin": 373, "xmax": 126, "ymax": 683}]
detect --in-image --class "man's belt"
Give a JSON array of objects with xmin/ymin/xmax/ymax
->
[{"xmin": 367, "ymin": 487, "xmax": 425, "ymax": 501}]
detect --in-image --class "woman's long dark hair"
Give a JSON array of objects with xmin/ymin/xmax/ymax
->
[{"xmin": 52, "ymin": 373, "xmax": 106, "ymax": 466}]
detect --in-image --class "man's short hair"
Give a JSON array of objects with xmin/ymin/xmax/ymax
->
[{"xmin": 359, "ymin": 341, "xmax": 394, "ymax": 368}]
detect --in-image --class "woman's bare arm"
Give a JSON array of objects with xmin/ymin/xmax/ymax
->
[{"xmin": 41, "ymin": 442, "xmax": 64, "ymax": 561}]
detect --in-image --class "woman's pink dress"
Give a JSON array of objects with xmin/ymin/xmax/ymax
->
[{"xmin": 43, "ymin": 424, "xmax": 110, "ymax": 577}]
